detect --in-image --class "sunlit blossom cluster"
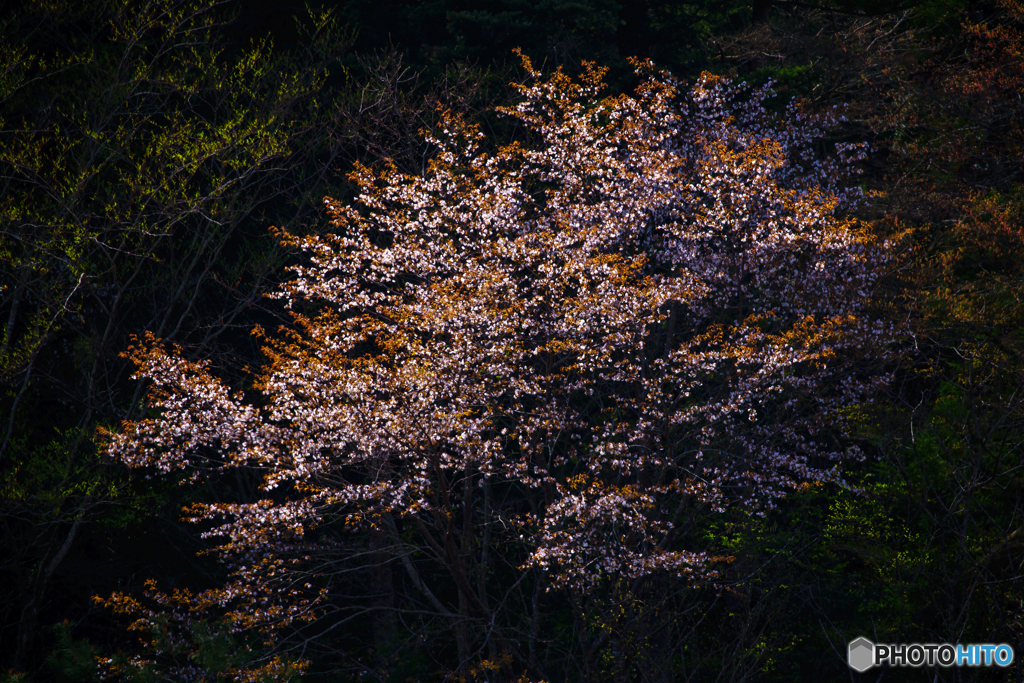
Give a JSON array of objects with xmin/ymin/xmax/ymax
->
[{"xmin": 103, "ymin": 55, "xmax": 891, "ymax": 653}]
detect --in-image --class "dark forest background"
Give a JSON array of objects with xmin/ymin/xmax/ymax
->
[{"xmin": 2, "ymin": 0, "xmax": 1023, "ymax": 680}]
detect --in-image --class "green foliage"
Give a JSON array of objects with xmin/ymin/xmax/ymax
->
[
  {"xmin": 45, "ymin": 623, "xmax": 98, "ymax": 683},
  {"xmin": 0, "ymin": 0, "xmax": 355, "ymax": 675}
]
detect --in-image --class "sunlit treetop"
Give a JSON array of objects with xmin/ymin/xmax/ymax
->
[{"xmin": 102, "ymin": 54, "xmax": 892, "ymax": 679}]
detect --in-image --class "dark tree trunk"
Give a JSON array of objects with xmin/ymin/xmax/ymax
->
[{"xmin": 369, "ymin": 530, "xmax": 397, "ymax": 667}]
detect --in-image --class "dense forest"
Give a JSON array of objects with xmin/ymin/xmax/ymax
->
[{"xmin": 1, "ymin": 0, "xmax": 1023, "ymax": 681}]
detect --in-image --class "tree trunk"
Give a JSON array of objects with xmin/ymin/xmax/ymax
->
[
  {"xmin": 369, "ymin": 529, "xmax": 397, "ymax": 668},
  {"xmin": 13, "ymin": 500, "xmax": 88, "ymax": 670}
]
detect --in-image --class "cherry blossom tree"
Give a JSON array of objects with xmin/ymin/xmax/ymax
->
[{"xmin": 101, "ymin": 55, "xmax": 890, "ymax": 681}]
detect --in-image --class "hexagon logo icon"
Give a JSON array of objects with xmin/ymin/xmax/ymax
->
[{"xmin": 848, "ymin": 637, "xmax": 875, "ymax": 672}]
